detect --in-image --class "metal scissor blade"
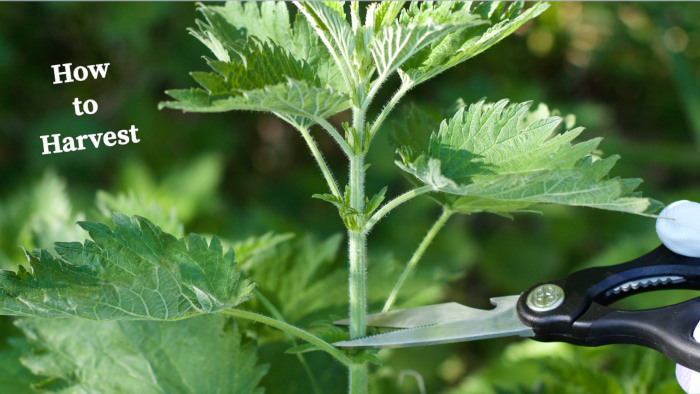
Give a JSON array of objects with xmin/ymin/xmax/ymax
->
[
  {"xmin": 334, "ymin": 295, "xmax": 534, "ymax": 348},
  {"xmin": 334, "ymin": 302, "xmax": 497, "ymax": 328}
]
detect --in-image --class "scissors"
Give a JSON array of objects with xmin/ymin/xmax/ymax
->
[{"xmin": 335, "ymin": 244, "xmax": 700, "ymax": 370}]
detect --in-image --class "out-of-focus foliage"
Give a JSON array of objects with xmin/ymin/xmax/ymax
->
[
  {"xmin": 0, "ymin": 2, "xmax": 699, "ymax": 393},
  {"xmin": 0, "ymin": 172, "xmax": 85, "ymax": 270},
  {"xmin": 447, "ymin": 341, "xmax": 681, "ymax": 394},
  {"xmin": 18, "ymin": 315, "xmax": 268, "ymax": 394}
]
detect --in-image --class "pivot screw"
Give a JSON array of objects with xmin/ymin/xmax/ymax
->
[{"xmin": 526, "ymin": 284, "xmax": 565, "ymax": 312}]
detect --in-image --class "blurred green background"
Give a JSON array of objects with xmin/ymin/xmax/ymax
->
[{"xmin": 1, "ymin": 2, "xmax": 700, "ymax": 393}]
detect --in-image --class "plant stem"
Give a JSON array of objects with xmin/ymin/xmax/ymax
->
[
  {"xmin": 253, "ymin": 289, "xmax": 321, "ymax": 394},
  {"xmin": 348, "ymin": 143, "xmax": 369, "ymax": 391},
  {"xmin": 365, "ymin": 185, "xmax": 432, "ymax": 232},
  {"xmin": 222, "ymin": 308, "xmax": 354, "ymax": 367},
  {"xmin": 295, "ymin": 123, "xmax": 342, "ymax": 198},
  {"xmin": 382, "ymin": 208, "xmax": 453, "ymax": 312}
]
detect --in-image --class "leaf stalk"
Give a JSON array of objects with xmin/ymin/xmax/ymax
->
[
  {"xmin": 365, "ymin": 185, "xmax": 433, "ymax": 232},
  {"xmin": 296, "ymin": 124, "xmax": 342, "ymax": 198},
  {"xmin": 315, "ymin": 116, "xmax": 354, "ymax": 157},
  {"xmin": 221, "ymin": 308, "xmax": 354, "ymax": 367},
  {"xmin": 253, "ymin": 289, "xmax": 321, "ymax": 394},
  {"xmin": 382, "ymin": 207, "xmax": 453, "ymax": 312},
  {"xmin": 368, "ymin": 81, "xmax": 414, "ymax": 145}
]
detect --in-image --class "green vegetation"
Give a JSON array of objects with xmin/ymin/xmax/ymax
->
[{"xmin": 1, "ymin": 2, "xmax": 698, "ymax": 393}]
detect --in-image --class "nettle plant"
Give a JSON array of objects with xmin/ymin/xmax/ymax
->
[{"xmin": 0, "ymin": 2, "xmax": 661, "ymax": 393}]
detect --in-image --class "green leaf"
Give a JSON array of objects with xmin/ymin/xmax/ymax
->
[
  {"xmin": 246, "ymin": 234, "xmax": 345, "ymax": 324},
  {"xmin": 0, "ymin": 213, "xmax": 254, "ymax": 320},
  {"xmin": 371, "ymin": 2, "xmax": 488, "ymax": 79},
  {"xmin": 191, "ymin": 2, "xmax": 345, "ymax": 92},
  {"xmin": 369, "ymin": 14, "xmax": 484, "ymax": 81},
  {"xmin": 365, "ymin": 186, "xmax": 388, "ymax": 218},
  {"xmin": 291, "ymin": 11, "xmax": 347, "ymax": 92},
  {"xmin": 231, "ymin": 232, "xmax": 295, "ymax": 268},
  {"xmin": 0, "ymin": 336, "xmax": 38, "ymax": 393},
  {"xmin": 401, "ymin": 2, "xmax": 550, "ymax": 86},
  {"xmin": 162, "ymin": 79, "xmax": 349, "ymax": 129},
  {"xmin": 192, "ymin": 2, "xmax": 295, "ymax": 60},
  {"xmin": 0, "ymin": 172, "xmax": 86, "ymax": 270},
  {"xmin": 17, "ymin": 314, "xmax": 268, "ymax": 393},
  {"xmin": 160, "ymin": 3, "xmax": 351, "ymax": 127},
  {"xmin": 116, "ymin": 154, "xmax": 224, "ymax": 223},
  {"xmin": 96, "ymin": 190, "xmax": 184, "ymax": 237},
  {"xmin": 394, "ymin": 99, "xmax": 660, "ymax": 215},
  {"xmin": 203, "ymin": 39, "xmax": 320, "ymax": 91},
  {"xmin": 313, "ymin": 187, "xmax": 363, "ymax": 231},
  {"xmin": 365, "ymin": 2, "xmax": 405, "ymax": 32},
  {"xmin": 295, "ymin": 2, "xmax": 357, "ymax": 88}
]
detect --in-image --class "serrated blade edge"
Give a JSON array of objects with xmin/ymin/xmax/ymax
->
[{"xmin": 334, "ymin": 295, "xmax": 533, "ymax": 348}]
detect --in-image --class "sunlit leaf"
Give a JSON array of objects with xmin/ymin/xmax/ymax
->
[
  {"xmin": 394, "ymin": 100, "xmax": 661, "ymax": 215},
  {"xmin": 401, "ymin": 2, "xmax": 549, "ymax": 86},
  {"xmin": 0, "ymin": 214, "xmax": 254, "ymax": 320},
  {"xmin": 160, "ymin": 3, "xmax": 351, "ymax": 127},
  {"xmin": 295, "ymin": 2, "xmax": 356, "ymax": 88},
  {"xmin": 163, "ymin": 79, "xmax": 349, "ymax": 128}
]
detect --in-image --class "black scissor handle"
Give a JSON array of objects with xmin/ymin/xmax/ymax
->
[
  {"xmin": 571, "ymin": 298, "xmax": 700, "ymax": 370},
  {"xmin": 516, "ymin": 244, "xmax": 700, "ymax": 369}
]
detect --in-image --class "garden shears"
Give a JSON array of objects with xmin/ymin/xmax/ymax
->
[{"xmin": 335, "ymin": 244, "xmax": 700, "ymax": 370}]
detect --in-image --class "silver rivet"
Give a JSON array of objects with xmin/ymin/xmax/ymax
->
[{"xmin": 526, "ymin": 284, "xmax": 565, "ymax": 312}]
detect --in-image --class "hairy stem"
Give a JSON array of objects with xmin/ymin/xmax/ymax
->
[
  {"xmin": 295, "ymin": 123, "xmax": 342, "ymax": 198},
  {"xmin": 365, "ymin": 185, "xmax": 433, "ymax": 232},
  {"xmin": 348, "ymin": 136, "xmax": 369, "ymax": 391},
  {"xmin": 222, "ymin": 308, "xmax": 353, "ymax": 367},
  {"xmin": 382, "ymin": 208, "xmax": 453, "ymax": 312},
  {"xmin": 253, "ymin": 289, "xmax": 321, "ymax": 394}
]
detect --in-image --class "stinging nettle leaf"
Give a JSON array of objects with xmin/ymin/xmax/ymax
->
[
  {"xmin": 96, "ymin": 190, "xmax": 184, "ymax": 237},
  {"xmin": 163, "ymin": 79, "xmax": 350, "ymax": 129},
  {"xmin": 295, "ymin": 2, "xmax": 357, "ymax": 88},
  {"xmin": 246, "ymin": 234, "xmax": 345, "ymax": 325},
  {"xmin": 369, "ymin": 15, "xmax": 484, "ymax": 80},
  {"xmin": 400, "ymin": 1, "xmax": 550, "ymax": 86},
  {"xmin": 312, "ymin": 187, "xmax": 363, "ymax": 231},
  {"xmin": 160, "ymin": 3, "xmax": 351, "ymax": 127},
  {"xmin": 365, "ymin": 186, "xmax": 388, "ymax": 218},
  {"xmin": 18, "ymin": 315, "xmax": 267, "ymax": 394},
  {"xmin": 0, "ymin": 213, "xmax": 255, "ymax": 320},
  {"xmin": 192, "ymin": 2, "xmax": 345, "ymax": 92},
  {"xmin": 0, "ymin": 172, "xmax": 86, "ymax": 271},
  {"xmin": 370, "ymin": 1, "xmax": 491, "ymax": 78},
  {"xmin": 365, "ymin": 2, "xmax": 405, "ymax": 33},
  {"xmin": 394, "ymin": 99, "xmax": 660, "ymax": 215},
  {"xmin": 232, "ymin": 232, "xmax": 295, "ymax": 269}
]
